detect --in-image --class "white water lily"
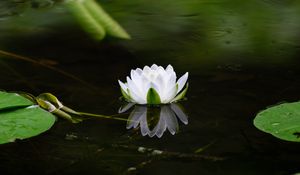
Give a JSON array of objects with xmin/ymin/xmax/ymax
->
[{"xmin": 118, "ymin": 64, "xmax": 189, "ymax": 105}]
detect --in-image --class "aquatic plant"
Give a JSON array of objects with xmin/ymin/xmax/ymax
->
[
  {"xmin": 0, "ymin": 91, "xmax": 56, "ymax": 144},
  {"xmin": 0, "ymin": 91, "xmax": 125, "ymax": 144},
  {"xmin": 118, "ymin": 64, "xmax": 189, "ymax": 105},
  {"xmin": 254, "ymin": 101, "xmax": 300, "ymax": 142}
]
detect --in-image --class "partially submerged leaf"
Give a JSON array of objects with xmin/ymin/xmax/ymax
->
[
  {"xmin": 0, "ymin": 91, "xmax": 34, "ymax": 110},
  {"xmin": 254, "ymin": 101, "xmax": 300, "ymax": 142},
  {"xmin": 52, "ymin": 109, "xmax": 81, "ymax": 123},
  {"xmin": 37, "ymin": 93, "xmax": 63, "ymax": 109},
  {"xmin": 0, "ymin": 106, "xmax": 56, "ymax": 144},
  {"xmin": 35, "ymin": 94, "xmax": 81, "ymax": 123}
]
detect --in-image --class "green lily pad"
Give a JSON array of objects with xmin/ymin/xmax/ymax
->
[
  {"xmin": 0, "ymin": 91, "xmax": 34, "ymax": 110},
  {"xmin": 0, "ymin": 91, "xmax": 56, "ymax": 144},
  {"xmin": 254, "ymin": 102, "xmax": 300, "ymax": 142},
  {"xmin": 0, "ymin": 105, "xmax": 56, "ymax": 144}
]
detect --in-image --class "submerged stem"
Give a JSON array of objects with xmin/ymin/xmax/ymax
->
[
  {"xmin": 0, "ymin": 49, "xmax": 97, "ymax": 90},
  {"xmin": 0, "ymin": 61, "xmax": 38, "ymax": 91}
]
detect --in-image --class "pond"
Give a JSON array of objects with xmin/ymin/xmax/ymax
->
[{"xmin": 0, "ymin": 0, "xmax": 300, "ymax": 174}]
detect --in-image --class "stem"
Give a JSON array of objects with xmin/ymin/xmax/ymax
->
[
  {"xmin": 0, "ymin": 49, "xmax": 97, "ymax": 90},
  {"xmin": 0, "ymin": 61, "xmax": 38, "ymax": 91},
  {"xmin": 77, "ymin": 111, "xmax": 130, "ymax": 122}
]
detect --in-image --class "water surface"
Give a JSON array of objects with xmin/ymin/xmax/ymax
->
[{"xmin": 0, "ymin": 0, "xmax": 300, "ymax": 174}]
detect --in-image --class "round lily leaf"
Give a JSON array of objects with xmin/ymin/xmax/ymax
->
[
  {"xmin": 0, "ymin": 91, "xmax": 34, "ymax": 110},
  {"xmin": 254, "ymin": 102, "xmax": 300, "ymax": 142},
  {"xmin": 0, "ymin": 106, "xmax": 56, "ymax": 144}
]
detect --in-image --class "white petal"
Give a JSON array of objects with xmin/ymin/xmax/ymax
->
[
  {"xmin": 151, "ymin": 64, "xmax": 158, "ymax": 70},
  {"xmin": 143, "ymin": 66, "xmax": 151, "ymax": 74},
  {"xmin": 118, "ymin": 80, "xmax": 128, "ymax": 94},
  {"xmin": 129, "ymin": 90, "xmax": 145, "ymax": 104},
  {"xmin": 130, "ymin": 70, "xmax": 143, "ymax": 93},
  {"xmin": 135, "ymin": 68, "xmax": 143, "ymax": 75},
  {"xmin": 130, "ymin": 70, "xmax": 136, "ymax": 80},
  {"xmin": 176, "ymin": 72, "xmax": 189, "ymax": 93},
  {"xmin": 132, "ymin": 70, "xmax": 143, "ymax": 82},
  {"xmin": 165, "ymin": 64, "xmax": 174, "ymax": 73},
  {"xmin": 141, "ymin": 75, "xmax": 151, "ymax": 98},
  {"xmin": 153, "ymin": 74, "xmax": 165, "ymax": 96},
  {"xmin": 162, "ymin": 84, "xmax": 178, "ymax": 103},
  {"xmin": 127, "ymin": 77, "xmax": 146, "ymax": 104},
  {"xmin": 167, "ymin": 72, "xmax": 177, "ymax": 86},
  {"xmin": 157, "ymin": 67, "xmax": 165, "ymax": 79},
  {"xmin": 157, "ymin": 66, "xmax": 164, "ymax": 72},
  {"xmin": 127, "ymin": 76, "xmax": 141, "ymax": 94},
  {"xmin": 149, "ymin": 82, "xmax": 161, "ymax": 97}
]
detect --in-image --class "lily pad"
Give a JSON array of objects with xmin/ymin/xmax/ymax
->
[
  {"xmin": 0, "ymin": 105, "xmax": 56, "ymax": 144},
  {"xmin": 254, "ymin": 102, "xmax": 300, "ymax": 142},
  {"xmin": 0, "ymin": 91, "xmax": 56, "ymax": 144},
  {"xmin": 0, "ymin": 91, "xmax": 34, "ymax": 110}
]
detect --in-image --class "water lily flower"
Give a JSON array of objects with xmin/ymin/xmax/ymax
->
[
  {"xmin": 120, "ymin": 103, "xmax": 188, "ymax": 138},
  {"xmin": 118, "ymin": 64, "xmax": 189, "ymax": 105}
]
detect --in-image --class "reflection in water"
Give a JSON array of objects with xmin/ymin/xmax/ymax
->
[{"xmin": 119, "ymin": 103, "xmax": 188, "ymax": 138}]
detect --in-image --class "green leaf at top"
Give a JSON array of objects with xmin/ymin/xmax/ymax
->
[
  {"xmin": 0, "ymin": 91, "xmax": 34, "ymax": 110},
  {"xmin": 83, "ymin": 0, "xmax": 131, "ymax": 39},
  {"xmin": 147, "ymin": 88, "xmax": 161, "ymax": 105},
  {"xmin": 254, "ymin": 101, "xmax": 300, "ymax": 142},
  {"xmin": 67, "ymin": 0, "xmax": 106, "ymax": 40},
  {"xmin": 0, "ymin": 106, "xmax": 56, "ymax": 144}
]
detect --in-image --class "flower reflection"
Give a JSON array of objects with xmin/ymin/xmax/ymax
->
[{"xmin": 119, "ymin": 103, "xmax": 188, "ymax": 138}]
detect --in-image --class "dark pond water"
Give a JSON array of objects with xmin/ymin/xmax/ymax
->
[{"xmin": 0, "ymin": 0, "xmax": 300, "ymax": 174}]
